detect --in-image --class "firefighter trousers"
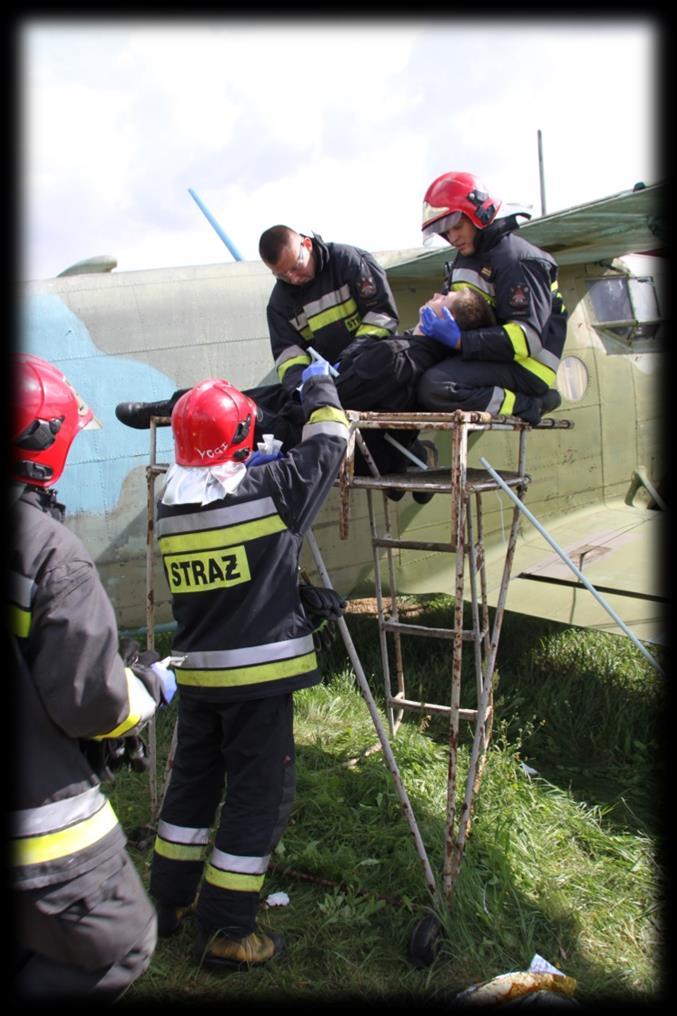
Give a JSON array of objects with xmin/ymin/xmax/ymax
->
[
  {"xmin": 150, "ymin": 692, "xmax": 295, "ymax": 939},
  {"xmin": 247, "ymin": 336, "xmax": 429, "ymax": 474},
  {"xmin": 13, "ymin": 850, "xmax": 157, "ymax": 1002},
  {"xmin": 417, "ymin": 355, "xmax": 549, "ymax": 425}
]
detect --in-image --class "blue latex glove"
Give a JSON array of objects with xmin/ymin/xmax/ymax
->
[
  {"xmin": 301, "ymin": 359, "xmax": 332, "ymax": 383},
  {"xmin": 420, "ymin": 306, "xmax": 462, "ymax": 350},
  {"xmin": 151, "ymin": 661, "xmax": 177, "ymax": 705},
  {"xmin": 246, "ymin": 449, "xmax": 284, "ymax": 468}
]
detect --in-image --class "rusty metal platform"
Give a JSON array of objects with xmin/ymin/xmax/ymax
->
[
  {"xmin": 331, "ymin": 409, "xmax": 573, "ymax": 899},
  {"xmin": 143, "ymin": 407, "xmax": 574, "ymax": 906}
]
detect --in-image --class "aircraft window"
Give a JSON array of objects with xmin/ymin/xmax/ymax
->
[
  {"xmin": 557, "ymin": 356, "xmax": 588, "ymax": 402},
  {"xmin": 585, "ymin": 275, "xmax": 663, "ymax": 345}
]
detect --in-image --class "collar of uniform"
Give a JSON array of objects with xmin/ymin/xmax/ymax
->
[
  {"xmin": 19, "ymin": 484, "xmax": 66, "ymax": 521},
  {"xmin": 161, "ymin": 461, "xmax": 247, "ymax": 506},
  {"xmin": 474, "ymin": 213, "xmax": 524, "ymax": 254}
]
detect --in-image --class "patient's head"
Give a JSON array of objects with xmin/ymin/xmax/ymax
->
[{"xmin": 415, "ymin": 287, "xmax": 495, "ymax": 334}]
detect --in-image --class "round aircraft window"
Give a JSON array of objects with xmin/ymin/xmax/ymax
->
[{"xmin": 557, "ymin": 355, "xmax": 589, "ymax": 402}]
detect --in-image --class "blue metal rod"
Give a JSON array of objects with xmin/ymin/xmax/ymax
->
[
  {"xmin": 480, "ymin": 456, "xmax": 663, "ymax": 676},
  {"xmin": 188, "ymin": 188, "xmax": 243, "ymax": 262}
]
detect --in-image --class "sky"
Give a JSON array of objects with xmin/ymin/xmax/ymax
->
[{"xmin": 18, "ymin": 15, "xmax": 661, "ymax": 281}]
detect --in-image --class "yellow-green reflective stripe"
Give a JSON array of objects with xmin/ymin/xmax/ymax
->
[
  {"xmin": 308, "ymin": 406, "xmax": 349, "ymax": 427},
  {"xmin": 165, "ymin": 544, "xmax": 251, "ymax": 595},
  {"xmin": 10, "ymin": 604, "xmax": 31, "ymax": 638},
  {"xmin": 551, "ymin": 282, "xmax": 566, "ymax": 312},
  {"xmin": 499, "ymin": 390, "xmax": 517, "ymax": 416},
  {"xmin": 355, "ymin": 324, "xmax": 390, "ymax": 338},
  {"xmin": 503, "ymin": 324, "xmax": 559, "ymax": 384},
  {"xmin": 205, "ymin": 864, "xmax": 264, "ymax": 892},
  {"xmin": 159, "ymin": 514, "xmax": 286, "ymax": 556},
  {"xmin": 309, "ymin": 297, "xmax": 358, "ymax": 331},
  {"xmin": 278, "ymin": 353, "xmax": 311, "ymax": 380},
  {"xmin": 13, "ymin": 800, "xmax": 119, "ymax": 866},
  {"xmin": 93, "ymin": 668, "xmax": 151, "ymax": 740},
  {"xmin": 154, "ymin": 837, "xmax": 206, "ymax": 862},
  {"xmin": 177, "ymin": 650, "xmax": 317, "ymax": 688},
  {"xmin": 504, "ymin": 322, "xmax": 529, "ymax": 359},
  {"xmin": 451, "ymin": 281, "xmax": 495, "ymax": 306},
  {"xmin": 520, "ymin": 358, "xmax": 557, "ymax": 385}
]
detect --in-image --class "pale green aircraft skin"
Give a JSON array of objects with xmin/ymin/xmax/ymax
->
[{"xmin": 20, "ymin": 185, "xmax": 666, "ymax": 643}]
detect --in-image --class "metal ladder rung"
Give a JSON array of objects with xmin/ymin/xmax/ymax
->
[
  {"xmin": 345, "ymin": 467, "xmax": 530, "ymax": 495},
  {"xmin": 381, "ymin": 619, "xmax": 489, "ymax": 642},
  {"xmin": 389, "ymin": 693, "xmax": 493, "ymax": 723},
  {"xmin": 372, "ymin": 536, "xmax": 460, "ymax": 553}
]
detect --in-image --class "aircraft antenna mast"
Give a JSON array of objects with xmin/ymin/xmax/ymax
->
[{"xmin": 537, "ymin": 130, "xmax": 547, "ymax": 216}]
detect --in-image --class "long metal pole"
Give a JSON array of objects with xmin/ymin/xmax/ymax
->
[
  {"xmin": 537, "ymin": 130, "xmax": 547, "ymax": 217},
  {"xmin": 480, "ymin": 457, "xmax": 663, "ymax": 676},
  {"xmin": 188, "ymin": 188, "xmax": 243, "ymax": 262},
  {"xmin": 305, "ymin": 529, "xmax": 437, "ymax": 895}
]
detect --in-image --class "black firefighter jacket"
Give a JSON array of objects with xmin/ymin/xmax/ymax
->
[
  {"xmin": 156, "ymin": 374, "xmax": 349, "ymax": 703},
  {"xmin": 447, "ymin": 215, "xmax": 568, "ymax": 389},
  {"xmin": 266, "ymin": 235, "xmax": 400, "ymax": 393},
  {"xmin": 9, "ymin": 485, "xmax": 161, "ymax": 891}
]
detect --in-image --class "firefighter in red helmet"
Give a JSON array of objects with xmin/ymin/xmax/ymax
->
[
  {"xmin": 10, "ymin": 354, "xmax": 166, "ymax": 1001},
  {"xmin": 149, "ymin": 362, "xmax": 349, "ymax": 970},
  {"xmin": 417, "ymin": 171, "xmax": 567, "ymax": 425}
]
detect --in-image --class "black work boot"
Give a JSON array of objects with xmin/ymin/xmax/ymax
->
[
  {"xmin": 194, "ymin": 927, "xmax": 285, "ymax": 970},
  {"xmin": 115, "ymin": 389, "xmax": 190, "ymax": 429},
  {"xmin": 156, "ymin": 900, "xmax": 196, "ymax": 938},
  {"xmin": 538, "ymin": 389, "xmax": 562, "ymax": 416},
  {"xmin": 410, "ymin": 439, "xmax": 439, "ymax": 505}
]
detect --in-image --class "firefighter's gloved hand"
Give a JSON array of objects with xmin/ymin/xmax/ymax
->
[
  {"xmin": 246, "ymin": 450, "xmax": 284, "ymax": 468},
  {"xmin": 151, "ymin": 660, "xmax": 177, "ymax": 705},
  {"xmin": 120, "ymin": 638, "xmax": 163, "ymax": 707},
  {"xmin": 301, "ymin": 360, "xmax": 332, "ymax": 384},
  {"xmin": 120, "ymin": 637, "xmax": 143, "ymax": 666},
  {"xmin": 80, "ymin": 739, "xmax": 115, "ymax": 782},
  {"xmin": 420, "ymin": 306, "xmax": 462, "ymax": 350},
  {"xmin": 300, "ymin": 583, "xmax": 346, "ymax": 653},
  {"xmin": 299, "ymin": 583, "xmax": 347, "ymax": 621}
]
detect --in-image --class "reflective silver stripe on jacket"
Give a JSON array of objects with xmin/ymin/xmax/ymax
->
[
  {"xmin": 452, "ymin": 268, "xmax": 495, "ymax": 300},
  {"xmin": 275, "ymin": 344, "xmax": 311, "ymax": 370},
  {"xmin": 302, "ymin": 421, "xmax": 350, "ymax": 442},
  {"xmin": 291, "ymin": 284, "xmax": 352, "ymax": 330},
  {"xmin": 11, "ymin": 784, "xmax": 109, "ymax": 838},
  {"xmin": 9, "ymin": 570, "xmax": 35, "ymax": 610},
  {"xmin": 360, "ymin": 310, "xmax": 398, "ymax": 331},
  {"xmin": 210, "ymin": 846, "xmax": 270, "ymax": 874},
  {"xmin": 175, "ymin": 634, "xmax": 315, "ymax": 671},
  {"xmin": 157, "ymin": 498, "xmax": 279, "ymax": 538},
  {"xmin": 512, "ymin": 320, "xmax": 560, "ymax": 371}
]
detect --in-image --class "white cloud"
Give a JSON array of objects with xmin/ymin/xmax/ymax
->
[{"xmin": 19, "ymin": 17, "xmax": 660, "ymax": 280}]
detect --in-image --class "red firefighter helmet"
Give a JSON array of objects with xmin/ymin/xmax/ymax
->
[
  {"xmin": 11, "ymin": 353, "xmax": 95, "ymax": 487},
  {"xmin": 171, "ymin": 379, "xmax": 260, "ymax": 467},
  {"xmin": 421, "ymin": 171, "xmax": 501, "ymax": 241}
]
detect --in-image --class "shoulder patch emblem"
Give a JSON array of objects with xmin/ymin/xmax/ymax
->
[
  {"xmin": 508, "ymin": 284, "xmax": 530, "ymax": 310},
  {"xmin": 358, "ymin": 275, "xmax": 377, "ymax": 298}
]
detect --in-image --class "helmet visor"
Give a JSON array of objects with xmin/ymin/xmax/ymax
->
[{"xmin": 422, "ymin": 210, "xmax": 463, "ymax": 246}]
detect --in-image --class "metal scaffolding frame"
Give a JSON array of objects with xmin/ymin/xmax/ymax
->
[{"xmin": 142, "ymin": 408, "xmax": 573, "ymax": 954}]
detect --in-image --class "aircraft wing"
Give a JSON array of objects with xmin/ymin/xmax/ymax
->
[
  {"xmin": 377, "ymin": 181, "xmax": 665, "ymax": 279},
  {"xmin": 483, "ymin": 499, "xmax": 667, "ymax": 645}
]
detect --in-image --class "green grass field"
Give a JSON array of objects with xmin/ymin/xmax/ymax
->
[{"xmin": 115, "ymin": 599, "xmax": 666, "ymax": 1007}]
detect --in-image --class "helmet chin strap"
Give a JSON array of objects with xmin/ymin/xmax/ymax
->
[{"xmin": 15, "ymin": 459, "xmax": 54, "ymax": 483}]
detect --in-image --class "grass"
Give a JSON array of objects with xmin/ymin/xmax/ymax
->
[{"xmin": 113, "ymin": 599, "xmax": 667, "ymax": 1007}]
